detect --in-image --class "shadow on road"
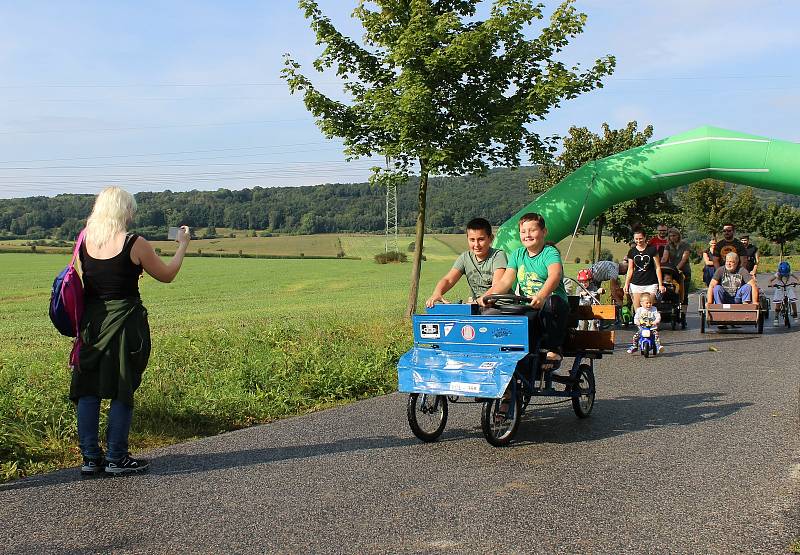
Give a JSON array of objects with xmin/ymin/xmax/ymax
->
[
  {"xmin": 510, "ymin": 391, "xmax": 752, "ymax": 446},
  {"xmin": 0, "ymin": 392, "xmax": 753, "ymax": 490}
]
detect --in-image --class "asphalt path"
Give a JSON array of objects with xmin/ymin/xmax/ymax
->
[{"xmin": 2, "ymin": 284, "xmax": 799, "ymax": 554}]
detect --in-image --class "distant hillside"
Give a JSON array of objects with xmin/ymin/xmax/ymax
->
[{"xmin": 0, "ymin": 167, "xmax": 538, "ymax": 240}]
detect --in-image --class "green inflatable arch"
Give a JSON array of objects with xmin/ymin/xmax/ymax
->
[{"xmin": 494, "ymin": 126, "xmax": 800, "ymax": 252}]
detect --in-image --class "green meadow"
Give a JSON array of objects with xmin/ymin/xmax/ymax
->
[{"xmin": 0, "ymin": 232, "xmax": 623, "ymax": 481}]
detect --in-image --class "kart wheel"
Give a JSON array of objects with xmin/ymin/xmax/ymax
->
[
  {"xmin": 572, "ymin": 364, "xmax": 595, "ymax": 418},
  {"xmin": 700, "ymin": 312, "xmax": 706, "ymax": 334},
  {"xmin": 757, "ymin": 313, "xmax": 764, "ymax": 334},
  {"xmin": 481, "ymin": 394, "xmax": 521, "ymax": 447},
  {"xmin": 642, "ymin": 343, "xmax": 650, "ymax": 358},
  {"xmin": 681, "ymin": 313, "xmax": 687, "ymax": 329},
  {"xmin": 407, "ymin": 393, "xmax": 448, "ymax": 442}
]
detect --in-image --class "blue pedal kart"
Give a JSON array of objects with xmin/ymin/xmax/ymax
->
[{"xmin": 398, "ymin": 294, "xmax": 616, "ymax": 446}]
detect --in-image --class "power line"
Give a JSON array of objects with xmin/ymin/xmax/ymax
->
[
  {"xmin": 0, "ymin": 141, "xmax": 344, "ymax": 164},
  {"xmin": 0, "ymin": 117, "xmax": 314, "ymax": 135}
]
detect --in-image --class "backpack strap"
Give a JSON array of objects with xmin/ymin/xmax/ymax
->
[{"xmin": 71, "ymin": 229, "xmax": 86, "ymax": 267}]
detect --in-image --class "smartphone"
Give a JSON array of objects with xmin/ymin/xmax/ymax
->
[{"xmin": 168, "ymin": 226, "xmax": 179, "ymax": 241}]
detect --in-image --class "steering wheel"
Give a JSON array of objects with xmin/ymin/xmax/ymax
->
[
  {"xmin": 482, "ymin": 294, "xmax": 536, "ymax": 314},
  {"xmin": 483, "ymin": 294, "xmax": 532, "ymax": 306}
]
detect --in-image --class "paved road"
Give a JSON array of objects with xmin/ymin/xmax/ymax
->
[{"xmin": 2, "ymin": 292, "xmax": 798, "ymax": 554}]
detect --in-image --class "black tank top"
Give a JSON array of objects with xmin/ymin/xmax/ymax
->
[{"xmin": 80, "ymin": 233, "xmax": 143, "ymax": 301}]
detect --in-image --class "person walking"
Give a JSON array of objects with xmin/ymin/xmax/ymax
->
[
  {"xmin": 624, "ymin": 228, "xmax": 666, "ymax": 310},
  {"xmin": 73, "ymin": 186, "xmax": 190, "ymax": 476}
]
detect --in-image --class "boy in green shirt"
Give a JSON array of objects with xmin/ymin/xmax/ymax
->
[
  {"xmin": 480, "ymin": 212, "xmax": 568, "ymax": 369},
  {"xmin": 425, "ymin": 218, "xmax": 507, "ymax": 307}
]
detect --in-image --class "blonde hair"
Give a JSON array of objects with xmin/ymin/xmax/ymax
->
[
  {"xmin": 640, "ymin": 292, "xmax": 653, "ymax": 302},
  {"xmin": 85, "ymin": 187, "xmax": 137, "ymax": 248}
]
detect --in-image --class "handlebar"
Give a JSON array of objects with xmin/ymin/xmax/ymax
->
[{"xmin": 773, "ymin": 282, "xmax": 798, "ymax": 288}]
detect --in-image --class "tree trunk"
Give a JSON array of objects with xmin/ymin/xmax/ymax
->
[
  {"xmin": 593, "ymin": 215, "xmax": 605, "ymax": 263},
  {"xmin": 405, "ymin": 162, "xmax": 429, "ymax": 318}
]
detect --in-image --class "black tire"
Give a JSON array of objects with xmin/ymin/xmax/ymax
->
[
  {"xmin": 757, "ymin": 313, "xmax": 764, "ymax": 334},
  {"xmin": 572, "ymin": 364, "xmax": 595, "ymax": 418},
  {"xmin": 785, "ymin": 306, "xmax": 791, "ymax": 329},
  {"xmin": 700, "ymin": 311, "xmax": 706, "ymax": 334},
  {"xmin": 681, "ymin": 312, "xmax": 687, "ymax": 329},
  {"xmin": 407, "ymin": 393, "xmax": 448, "ymax": 442},
  {"xmin": 481, "ymin": 394, "xmax": 521, "ymax": 447},
  {"xmin": 642, "ymin": 342, "xmax": 650, "ymax": 358},
  {"xmin": 671, "ymin": 317, "xmax": 677, "ymax": 330}
]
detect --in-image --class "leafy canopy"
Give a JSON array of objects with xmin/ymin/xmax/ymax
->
[{"xmin": 282, "ymin": 0, "xmax": 616, "ymax": 173}]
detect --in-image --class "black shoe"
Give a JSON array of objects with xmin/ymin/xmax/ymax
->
[
  {"xmin": 81, "ymin": 456, "xmax": 106, "ymax": 476},
  {"xmin": 105, "ymin": 454, "xmax": 149, "ymax": 476}
]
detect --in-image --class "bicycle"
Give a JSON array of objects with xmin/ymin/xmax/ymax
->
[{"xmin": 772, "ymin": 282, "xmax": 797, "ymax": 328}]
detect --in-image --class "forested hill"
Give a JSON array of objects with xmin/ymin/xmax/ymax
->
[{"xmin": 0, "ymin": 167, "xmax": 538, "ymax": 240}]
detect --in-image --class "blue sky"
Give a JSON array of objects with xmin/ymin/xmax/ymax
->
[{"xmin": 0, "ymin": 0, "xmax": 798, "ymax": 198}]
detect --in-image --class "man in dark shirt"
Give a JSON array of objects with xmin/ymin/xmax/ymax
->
[
  {"xmin": 707, "ymin": 252, "xmax": 758, "ymax": 304},
  {"xmin": 740, "ymin": 234, "xmax": 758, "ymax": 275},
  {"xmin": 713, "ymin": 223, "xmax": 748, "ymax": 269}
]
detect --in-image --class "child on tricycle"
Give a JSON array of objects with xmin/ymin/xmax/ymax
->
[
  {"xmin": 768, "ymin": 261, "xmax": 799, "ymax": 325},
  {"xmin": 626, "ymin": 292, "xmax": 664, "ymax": 355}
]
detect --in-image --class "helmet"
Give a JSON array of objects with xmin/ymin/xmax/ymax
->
[
  {"xmin": 778, "ymin": 261, "xmax": 791, "ymax": 276},
  {"xmin": 577, "ymin": 268, "xmax": 593, "ymax": 282}
]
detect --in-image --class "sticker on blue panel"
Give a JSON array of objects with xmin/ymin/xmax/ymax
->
[
  {"xmin": 420, "ymin": 323, "xmax": 440, "ymax": 339},
  {"xmin": 461, "ymin": 325, "xmax": 476, "ymax": 340}
]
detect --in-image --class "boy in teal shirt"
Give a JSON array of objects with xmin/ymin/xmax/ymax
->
[{"xmin": 480, "ymin": 212, "xmax": 568, "ymax": 369}]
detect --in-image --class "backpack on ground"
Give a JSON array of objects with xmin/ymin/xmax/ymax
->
[{"xmin": 49, "ymin": 230, "xmax": 86, "ymax": 361}]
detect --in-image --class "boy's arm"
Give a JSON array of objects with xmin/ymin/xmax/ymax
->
[
  {"xmin": 479, "ymin": 267, "xmax": 516, "ymax": 305},
  {"xmin": 425, "ymin": 268, "xmax": 462, "ymax": 308},
  {"xmin": 529, "ymin": 262, "xmax": 562, "ymax": 309},
  {"xmin": 652, "ymin": 309, "xmax": 661, "ymax": 326}
]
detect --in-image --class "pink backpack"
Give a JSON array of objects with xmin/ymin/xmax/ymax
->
[{"xmin": 49, "ymin": 230, "xmax": 85, "ymax": 367}]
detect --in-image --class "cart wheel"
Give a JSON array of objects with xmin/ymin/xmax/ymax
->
[
  {"xmin": 481, "ymin": 394, "xmax": 521, "ymax": 447},
  {"xmin": 757, "ymin": 313, "xmax": 764, "ymax": 334},
  {"xmin": 407, "ymin": 393, "xmax": 448, "ymax": 442},
  {"xmin": 572, "ymin": 364, "xmax": 595, "ymax": 418},
  {"xmin": 642, "ymin": 342, "xmax": 650, "ymax": 358},
  {"xmin": 700, "ymin": 311, "xmax": 706, "ymax": 334},
  {"xmin": 681, "ymin": 313, "xmax": 687, "ymax": 329}
]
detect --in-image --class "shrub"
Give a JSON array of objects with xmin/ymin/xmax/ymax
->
[{"xmin": 375, "ymin": 251, "xmax": 407, "ymax": 264}]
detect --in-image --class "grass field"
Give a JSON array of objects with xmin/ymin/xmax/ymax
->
[{"xmin": 0, "ymin": 231, "xmax": 629, "ymax": 262}]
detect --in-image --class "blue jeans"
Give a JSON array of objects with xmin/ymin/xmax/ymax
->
[
  {"xmin": 77, "ymin": 396, "xmax": 133, "ymax": 461},
  {"xmin": 712, "ymin": 284, "xmax": 753, "ymax": 304}
]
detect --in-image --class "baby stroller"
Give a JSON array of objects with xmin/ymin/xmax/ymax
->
[{"xmin": 658, "ymin": 265, "xmax": 686, "ymax": 330}]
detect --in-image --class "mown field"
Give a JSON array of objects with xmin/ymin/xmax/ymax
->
[{"xmin": 0, "ymin": 231, "xmax": 625, "ymax": 262}]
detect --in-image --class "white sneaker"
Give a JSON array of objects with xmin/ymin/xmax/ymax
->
[
  {"xmin": 773, "ymin": 318, "xmax": 780, "ymax": 326},
  {"xmin": 657, "ymin": 345, "xmax": 665, "ymax": 354}
]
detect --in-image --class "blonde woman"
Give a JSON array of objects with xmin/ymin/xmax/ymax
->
[{"xmin": 73, "ymin": 186, "xmax": 190, "ymax": 476}]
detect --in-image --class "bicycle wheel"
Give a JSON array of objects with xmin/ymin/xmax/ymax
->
[
  {"xmin": 481, "ymin": 394, "xmax": 521, "ymax": 447},
  {"xmin": 407, "ymin": 393, "xmax": 448, "ymax": 442},
  {"xmin": 572, "ymin": 364, "xmax": 596, "ymax": 418}
]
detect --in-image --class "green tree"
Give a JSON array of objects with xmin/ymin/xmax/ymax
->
[
  {"xmin": 676, "ymin": 179, "xmax": 733, "ymax": 238},
  {"xmin": 283, "ymin": 0, "xmax": 615, "ymax": 316},
  {"xmin": 726, "ymin": 187, "xmax": 763, "ymax": 233},
  {"xmin": 758, "ymin": 203, "xmax": 800, "ymax": 258},
  {"xmin": 529, "ymin": 121, "xmax": 659, "ymax": 257}
]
